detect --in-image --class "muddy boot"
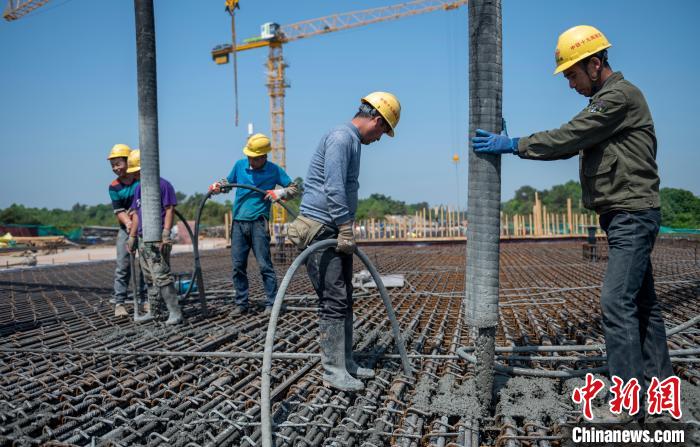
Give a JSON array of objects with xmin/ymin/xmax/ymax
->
[
  {"xmin": 134, "ymin": 300, "xmax": 154, "ymax": 323},
  {"xmin": 162, "ymin": 285, "xmax": 183, "ymax": 325},
  {"xmin": 114, "ymin": 304, "xmax": 128, "ymax": 317},
  {"xmin": 319, "ymin": 320, "xmax": 364, "ymax": 392},
  {"xmin": 344, "ymin": 313, "xmax": 375, "ymax": 379}
]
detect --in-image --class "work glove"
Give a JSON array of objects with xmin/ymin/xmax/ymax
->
[
  {"xmin": 336, "ymin": 222, "xmax": 356, "ymax": 255},
  {"xmin": 208, "ymin": 180, "xmax": 223, "ymax": 194},
  {"xmin": 161, "ymin": 228, "xmax": 173, "ymax": 247},
  {"xmin": 264, "ymin": 188, "xmax": 288, "ymax": 202},
  {"xmin": 285, "ymin": 183, "xmax": 299, "ymax": 199},
  {"xmin": 127, "ymin": 236, "xmax": 137, "ymax": 253},
  {"xmin": 208, "ymin": 178, "xmax": 230, "ymax": 195},
  {"xmin": 471, "ymin": 129, "xmax": 519, "ymax": 155}
]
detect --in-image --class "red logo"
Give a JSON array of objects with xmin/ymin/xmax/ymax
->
[
  {"xmin": 609, "ymin": 376, "xmax": 641, "ymax": 416},
  {"xmin": 572, "ymin": 373, "xmax": 606, "ymax": 420},
  {"xmin": 648, "ymin": 376, "xmax": 682, "ymax": 419},
  {"xmin": 571, "ymin": 375, "xmax": 683, "ymax": 420}
]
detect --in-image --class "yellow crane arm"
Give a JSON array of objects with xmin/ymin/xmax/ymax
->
[
  {"xmin": 212, "ymin": 0, "xmax": 467, "ymax": 58},
  {"xmin": 3, "ymin": 0, "xmax": 51, "ymax": 21},
  {"xmin": 280, "ymin": 0, "xmax": 467, "ymax": 43}
]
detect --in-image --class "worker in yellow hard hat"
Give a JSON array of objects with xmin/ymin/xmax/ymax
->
[
  {"xmin": 471, "ymin": 26, "xmax": 672, "ymax": 423},
  {"xmin": 208, "ymin": 133, "xmax": 299, "ymax": 317},
  {"xmin": 107, "ymin": 144, "xmax": 146, "ymax": 317},
  {"xmin": 286, "ymin": 91, "xmax": 401, "ymax": 392}
]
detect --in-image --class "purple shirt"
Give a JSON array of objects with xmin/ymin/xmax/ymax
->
[{"xmin": 130, "ymin": 177, "xmax": 178, "ymax": 236}]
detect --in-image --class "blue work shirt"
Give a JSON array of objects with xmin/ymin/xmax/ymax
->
[
  {"xmin": 227, "ymin": 159, "xmax": 292, "ymax": 221},
  {"xmin": 300, "ymin": 123, "xmax": 362, "ymax": 226}
]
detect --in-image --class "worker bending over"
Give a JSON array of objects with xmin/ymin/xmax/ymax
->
[
  {"xmin": 287, "ymin": 92, "xmax": 401, "ymax": 391},
  {"xmin": 472, "ymin": 26, "xmax": 672, "ymax": 423},
  {"xmin": 209, "ymin": 133, "xmax": 298, "ymax": 316},
  {"xmin": 125, "ymin": 150, "xmax": 183, "ymax": 325}
]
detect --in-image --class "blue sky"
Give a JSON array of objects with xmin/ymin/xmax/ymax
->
[{"xmin": 1, "ymin": 0, "xmax": 698, "ymax": 210}]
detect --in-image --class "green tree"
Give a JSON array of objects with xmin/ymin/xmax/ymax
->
[{"xmin": 660, "ymin": 188, "xmax": 700, "ymax": 228}]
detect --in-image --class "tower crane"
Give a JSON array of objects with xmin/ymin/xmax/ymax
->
[
  {"xmin": 3, "ymin": 0, "xmax": 51, "ymax": 21},
  {"xmin": 212, "ymin": 0, "xmax": 467, "ymax": 223}
]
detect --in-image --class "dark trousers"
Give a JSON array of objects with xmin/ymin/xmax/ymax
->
[
  {"xmin": 305, "ymin": 226, "xmax": 354, "ymax": 321},
  {"xmin": 231, "ymin": 217, "xmax": 277, "ymax": 308},
  {"xmin": 599, "ymin": 208, "xmax": 673, "ymax": 390}
]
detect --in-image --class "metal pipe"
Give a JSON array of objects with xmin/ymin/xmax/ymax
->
[
  {"xmin": 134, "ymin": 0, "xmax": 162, "ymax": 243},
  {"xmin": 456, "ymin": 347, "xmax": 607, "ymax": 378},
  {"xmin": 466, "ymin": 0, "xmax": 503, "ymax": 413},
  {"xmin": 667, "ymin": 314, "xmax": 700, "ymax": 336}
]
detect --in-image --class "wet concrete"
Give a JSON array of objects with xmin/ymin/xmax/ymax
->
[
  {"xmin": 473, "ymin": 327, "xmax": 496, "ymax": 415},
  {"xmin": 411, "ymin": 373, "xmax": 480, "ymax": 420},
  {"xmin": 497, "ymin": 376, "xmax": 571, "ymax": 423}
]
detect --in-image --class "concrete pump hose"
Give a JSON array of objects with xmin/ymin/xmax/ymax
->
[
  {"xmin": 456, "ymin": 347, "xmax": 608, "ymax": 378},
  {"xmin": 261, "ymin": 239, "xmax": 413, "ymax": 447},
  {"xmin": 189, "ymin": 183, "xmax": 298, "ymax": 306}
]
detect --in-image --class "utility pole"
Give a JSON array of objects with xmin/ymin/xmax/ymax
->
[
  {"xmin": 465, "ymin": 0, "xmax": 502, "ymax": 414},
  {"xmin": 134, "ymin": 0, "xmax": 162, "ymax": 243}
]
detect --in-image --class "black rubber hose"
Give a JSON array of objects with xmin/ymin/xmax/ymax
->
[
  {"xmin": 173, "ymin": 208, "xmax": 197, "ymax": 300},
  {"xmin": 190, "ymin": 184, "xmax": 298, "ymax": 316},
  {"xmin": 260, "ymin": 239, "xmax": 413, "ymax": 447}
]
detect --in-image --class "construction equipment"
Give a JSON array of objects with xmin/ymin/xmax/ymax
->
[
  {"xmin": 126, "ymin": 149, "xmax": 141, "ymax": 174},
  {"xmin": 553, "ymin": 25, "xmax": 611, "ymax": 75},
  {"xmin": 212, "ymin": 0, "xmax": 468, "ymax": 224},
  {"xmin": 242, "ymin": 133, "xmax": 272, "ymax": 157},
  {"xmin": 2, "ymin": 0, "xmax": 50, "ymax": 21},
  {"xmin": 361, "ymin": 91, "xmax": 402, "ymax": 137},
  {"xmin": 107, "ymin": 144, "xmax": 132, "ymax": 160}
]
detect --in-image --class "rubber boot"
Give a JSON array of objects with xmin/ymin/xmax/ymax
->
[
  {"xmin": 319, "ymin": 320, "xmax": 364, "ymax": 391},
  {"xmin": 344, "ymin": 312, "xmax": 375, "ymax": 379},
  {"xmin": 162, "ymin": 285, "xmax": 183, "ymax": 325},
  {"xmin": 134, "ymin": 302, "xmax": 154, "ymax": 323}
]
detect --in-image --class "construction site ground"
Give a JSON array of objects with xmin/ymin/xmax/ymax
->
[
  {"xmin": 0, "ymin": 238, "xmax": 229, "ymax": 269},
  {"xmin": 1, "ymin": 238, "xmax": 699, "ymax": 446}
]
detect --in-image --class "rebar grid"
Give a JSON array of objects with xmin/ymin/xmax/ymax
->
[{"xmin": 0, "ymin": 239, "xmax": 698, "ymax": 445}]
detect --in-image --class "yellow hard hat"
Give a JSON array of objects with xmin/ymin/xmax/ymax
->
[
  {"xmin": 126, "ymin": 149, "xmax": 141, "ymax": 173},
  {"xmin": 107, "ymin": 143, "xmax": 131, "ymax": 160},
  {"xmin": 361, "ymin": 91, "xmax": 401, "ymax": 137},
  {"xmin": 553, "ymin": 25, "xmax": 611, "ymax": 75},
  {"xmin": 243, "ymin": 133, "xmax": 272, "ymax": 157}
]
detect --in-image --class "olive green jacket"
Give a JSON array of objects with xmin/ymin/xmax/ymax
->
[{"xmin": 516, "ymin": 72, "xmax": 659, "ymax": 214}]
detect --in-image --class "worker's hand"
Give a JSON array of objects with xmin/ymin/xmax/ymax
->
[
  {"xmin": 336, "ymin": 222, "xmax": 356, "ymax": 255},
  {"xmin": 127, "ymin": 236, "xmax": 137, "ymax": 254},
  {"xmin": 161, "ymin": 228, "xmax": 173, "ymax": 247},
  {"xmin": 208, "ymin": 181, "xmax": 223, "ymax": 195},
  {"xmin": 285, "ymin": 183, "xmax": 300, "ymax": 199},
  {"xmin": 265, "ymin": 188, "xmax": 288, "ymax": 202},
  {"xmin": 160, "ymin": 228, "xmax": 173, "ymax": 254},
  {"xmin": 471, "ymin": 129, "xmax": 519, "ymax": 154}
]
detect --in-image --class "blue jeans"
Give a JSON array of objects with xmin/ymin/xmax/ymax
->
[
  {"xmin": 231, "ymin": 218, "xmax": 277, "ymax": 308},
  {"xmin": 599, "ymin": 209, "xmax": 673, "ymax": 391},
  {"xmin": 114, "ymin": 227, "xmax": 146, "ymax": 304}
]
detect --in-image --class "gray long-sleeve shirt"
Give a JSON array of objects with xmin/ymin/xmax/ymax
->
[{"xmin": 299, "ymin": 124, "xmax": 362, "ymax": 226}]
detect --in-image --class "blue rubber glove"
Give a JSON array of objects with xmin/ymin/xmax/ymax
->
[{"xmin": 471, "ymin": 129, "xmax": 519, "ymax": 154}]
